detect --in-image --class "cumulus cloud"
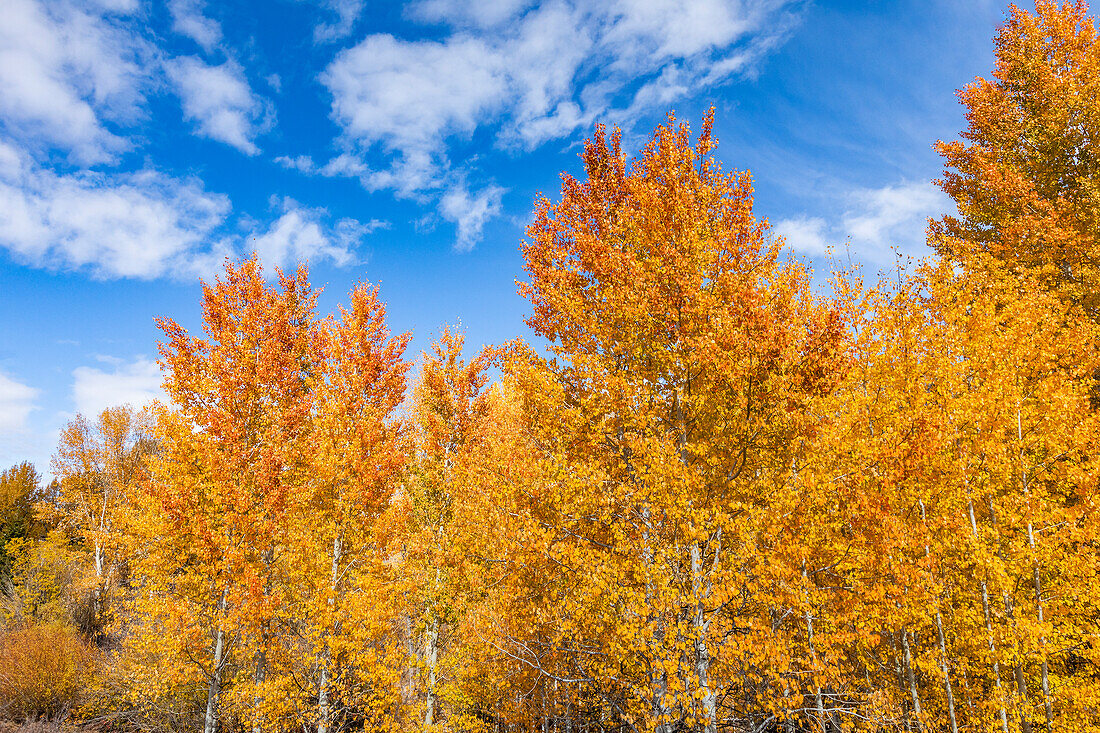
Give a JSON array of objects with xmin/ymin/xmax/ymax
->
[
  {"xmin": 315, "ymin": 0, "xmax": 798, "ymax": 249},
  {"xmin": 72, "ymin": 356, "xmax": 163, "ymax": 418},
  {"xmin": 0, "ymin": 141, "xmax": 383, "ymax": 280},
  {"xmin": 166, "ymin": 56, "xmax": 269, "ymax": 155},
  {"xmin": 0, "ymin": 0, "xmax": 151, "ymax": 164},
  {"xmin": 0, "ymin": 370, "xmax": 38, "ymax": 434},
  {"xmin": 324, "ymin": 0, "xmax": 795, "ymax": 161},
  {"xmin": 168, "ymin": 0, "xmax": 222, "ymax": 52},
  {"xmin": 249, "ymin": 197, "xmax": 385, "ymax": 272},
  {"xmin": 0, "ymin": 140, "xmax": 232, "ymax": 278},
  {"xmin": 322, "ymin": 34, "xmax": 508, "ymax": 194}
]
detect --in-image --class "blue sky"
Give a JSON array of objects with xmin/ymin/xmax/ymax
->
[{"xmin": 0, "ymin": 0, "xmax": 1015, "ymax": 475}]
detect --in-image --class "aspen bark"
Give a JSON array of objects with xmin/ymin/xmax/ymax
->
[
  {"xmin": 900, "ymin": 628, "xmax": 922, "ymax": 732},
  {"xmin": 1018, "ymin": 404, "xmax": 1053, "ymax": 733},
  {"xmin": 92, "ymin": 540, "xmax": 105, "ymax": 630},
  {"xmin": 967, "ymin": 496, "xmax": 1010, "ymax": 733},
  {"xmin": 318, "ymin": 533, "xmax": 342, "ymax": 733},
  {"xmin": 802, "ymin": 562, "xmax": 825, "ymax": 732},
  {"xmin": 1027, "ymin": 524, "xmax": 1053, "ymax": 733},
  {"xmin": 642, "ymin": 502, "xmax": 672, "ymax": 733},
  {"xmin": 989, "ymin": 499, "xmax": 1033, "ymax": 733},
  {"xmin": 424, "ymin": 615, "xmax": 440, "ymax": 727},
  {"xmin": 918, "ymin": 500, "xmax": 958, "ymax": 733},
  {"xmin": 204, "ymin": 589, "xmax": 228, "ymax": 733},
  {"xmin": 692, "ymin": 541, "xmax": 716, "ymax": 733},
  {"xmin": 252, "ymin": 546, "xmax": 274, "ymax": 733}
]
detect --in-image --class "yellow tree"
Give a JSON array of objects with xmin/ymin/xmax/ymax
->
[
  {"xmin": 513, "ymin": 111, "xmax": 855, "ymax": 732},
  {"xmin": 934, "ymin": 0, "xmax": 1100, "ymax": 314},
  {"xmin": 941, "ymin": 253, "xmax": 1100, "ymax": 732},
  {"xmin": 396, "ymin": 327, "xmax": 491, "ymax": 730},
  {"xmin": 0, "ymin": 462, "xmax": 46, "ymax": 577},
  {"xmin": 930, "ymin": 1, "xmax": 1100, "ymax": 726},
  {"xmin": 130, "ymin": 256, "xmax": 319, "ymax": 733},
  {"xmin": 817, "ymin": 251, "xmax": 1100, "ymax": 733},
  {"xmin": 301, "ymin": 282, "xmax": 410, "ymax": 733},
  {"xmin": 49, "ymin": 405, "xmax": 153, "ymax": 636}
]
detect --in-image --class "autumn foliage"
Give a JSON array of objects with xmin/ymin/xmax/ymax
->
[{"xmin": 5, "ymin": 3, "xmax": 1100, "ymax": 732}]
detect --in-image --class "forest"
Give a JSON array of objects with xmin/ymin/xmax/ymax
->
[{"xmin": 2, "ymin": 2, "xmax": 1100, "ymax": 732}]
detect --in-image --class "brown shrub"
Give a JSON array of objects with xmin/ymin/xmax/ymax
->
[
  {"xmin": 0, "ymin": 624, "xmax": 98, "ymax": 721},
  {"xmin": 0, "ymin": 720, "xmax": 62, "ymax": 733}
]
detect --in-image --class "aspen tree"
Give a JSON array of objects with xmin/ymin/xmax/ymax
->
[
  {"xmin": 934, "ymin": 0, "xmax": 1100, "ymax": 314},
  {"xmin": 399, "ymin": 327, "xmax": 490, "ymax": 729},
  {"xmin": 50, "ymin": 405, "xmax": 152, "ymax": 637},
  {"xmin": 305, "ymin": 282, "xmax": 410, "ymax": 733},
  {"xmin": 131, "ymin": 257, "xmax": 319, "ymax": 733},
  {"xmin": 515, "ymin": 111, "xmax": 853, "ymax": 731}
]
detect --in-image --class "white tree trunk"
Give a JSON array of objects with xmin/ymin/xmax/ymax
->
[
  {"xmin": 967, "ymin": 497, "xmax": 1009, "ymax": 733},
  {"xmin": 918, "ymin": 500, "xmax": 957, "ymax": 733},
  {"xmin": 424, "ymin": 615, "xmax": 439, "ymax": 727},
  {"xmin": 802, "ymin": 562, "xmax": 825, "ymax": 732},
  {"xmin": 692, "ymin": 542, "xmax": 716, "ymax": 733},
  {"xmin": 204, "ymin": 590, "xmax": 228, "ymax": 733},
  {"xmin": 253, "ymin": 547, "xmax": 274, "ymax": 733},
  {"xmin": 319, "ymin": 533, "xmax": 342, "ymax": 733},
  {"xmin": 1018, "ymin": 404, "xmax": 1053, "ymax": 732},
  {"xmin": 900, "ymin": 628, "xmax": 922, "ymax": 731}
]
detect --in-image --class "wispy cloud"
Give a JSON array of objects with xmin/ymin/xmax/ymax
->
[
  {"xmin": 313, "ymin": 0, "xmax": 801, "ymax": 250},
  {"xmin": 166, "ymin": 56, "xmax": 270, "ymax": 155},
  {"xmin": 773, "ymin": 215, "xmax": 830, "ymax": 257},
  {"xmin": 312, "ymin": 0, "xmax": 366, "ymax": 42},
  {"xmin": 439, "ymin": 181, "xmax": 505, "ymax": 253},
  {"xmin": 0, "ymin": 368, "xmax": 45, "ymax": 471},
  {"xmin": 168, "ymin": 0, "xmax": 223, "ymax": 52},
  {"xmin": 841, "ymin": 181, "xmax": 947, "ymax": 253},
  {"xmin": 0, "ymin": 369, "xmax": 38, "ymax": 434},
  {"xmin": 773, "ymin": 181, "xmax": 952, "ymax": 264}
]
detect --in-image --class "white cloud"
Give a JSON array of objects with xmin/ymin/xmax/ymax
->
[
  {"xmin": 604, "ymin": 0, "xmax": 765, "ymax": 62},
  {"xmin": 0, "ymin": 370, "xmax": 38, "ymax": 434},
  {"xmin": 0, "ymin": 0, "xmax": 151, "ymax": 164},
  {"xmin": 166, "ymin": 56, "xmax": 269, "ymax": 155},
  {"xmin": 322, "ymin": 34, "xmax": 508, "ymax": 194},
  {"xmin": 0, "ymin": 139, "xmax": 383, "ymax": 280},
  {"xmin": 0, "ymin": 368, "xmax": 48, "ymax": 474},
  {"xmin": 0, "ymin": 141, "xmax": 231, "ymax": 279},
  {"xmin": 439, "ymin": 182, "xmax": 505, "ymax": 252},
  {"xmin": 842, "ymin": 181, "xmax": 947, "ymax": 252},
  {"xmin": 318, "ymin": 0, "xmax": 797, "ymax": 249},
  {"xmin": 774, "ymin": 181, "xmax": 952, "ymax": 264},
  {"xmin": 249, "ymin": 197, "xmax": 385, "ymax": 272},
  {"xmin": 313, "ymin": 0, "xmax": 366, "ymax": 42},
  {"xmin": 274, "ymin": 154, "xmax": 317, "ymax": 173},
  {"xmin": 72, "ymin": 356, "xmax": 163, "ymax": 418},
  {"xmin": 168, "ymin": 0, "xmax": 222, "ymax": 52},
  {"xmin": 773, "ymin": 215, "xmax": 830, "ymax": 256}
]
